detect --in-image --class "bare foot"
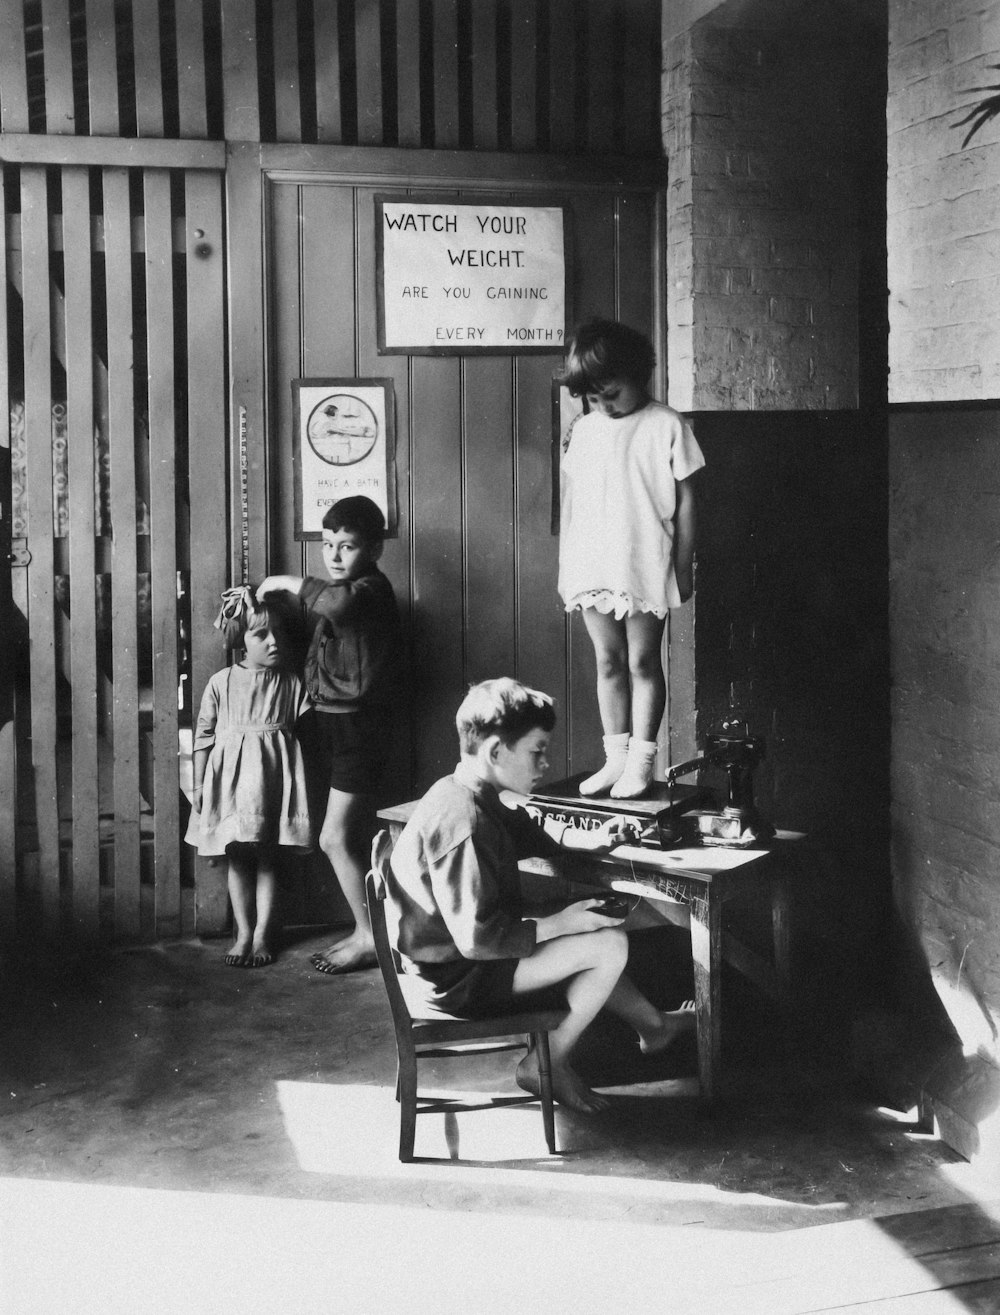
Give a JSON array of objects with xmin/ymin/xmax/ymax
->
[
  {"xmin": 225, "ymin": 932, "xmax": 252, "ymax": 967},
  {"xmin": 248, "ymin": 939, "xmax": 273, "ymax": 968},
  {"xmin": 638, "ymin": 999, "xmax": 697, "ymax": 1055},
  {"xmin": 311, "ymin": 931, "xmax": 377, "ymax": 976},
  {"xmin": 516, "ymin": 1051, "xmax": 609, "ymax": 1114}
]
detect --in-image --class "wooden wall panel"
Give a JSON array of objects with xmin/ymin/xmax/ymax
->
[
  {"xmin": 464, "ymin": 355, "xmax": 516, "ymax": 683},
  {"xmin": 547, "ymin": 0, "xmax": 578, "ymax": 153},
  {"xmin": 20, "ymin": 167, "xmax": 60, "ymax": 928},
  {"xmin": 298, "ymin": 183, "xmax": 358, "ymax": 581},
  {"xmin": 515, "ymin": 353, "xmax": 568, "ymax": 771},
  {"xmin": 0, "ymin": 176, "xmax": 14, "ymax": 917},
  {"xmin": 103, "ymin": 166, "xmax": 142, "ymax": 938},
  {"xmin": 62, "ymin": 167, "xmax": 100, "ymax": 937},
  {"xmin": 354, "ymin": 184, "xmax": 412, "ymax": 802},
  {"xmin": 267, "ymin": 182, "xmax": 304, "ymax": 574}
]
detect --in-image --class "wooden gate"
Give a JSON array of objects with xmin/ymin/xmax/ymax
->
[{"xmin": 1, "ymin": 159, "xmax": 227, "ymax": 944}]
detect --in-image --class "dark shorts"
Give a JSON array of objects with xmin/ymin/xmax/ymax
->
[
  {"xmin": 402, "ymin": 957, "xmax": 565, "ymax": 1019},
  {"xmin": 314, "ymin": 707, "xmax": 391, "ymax": 795}
]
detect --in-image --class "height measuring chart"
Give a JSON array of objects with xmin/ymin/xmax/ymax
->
[{"xmin": 376, "ymin": 198, "xmax": 567, "ymax": 354}]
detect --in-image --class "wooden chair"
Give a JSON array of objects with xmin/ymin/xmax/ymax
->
[{"xmin": 366, "ymin": 829, "xmax": 568, "ymax": 1162}]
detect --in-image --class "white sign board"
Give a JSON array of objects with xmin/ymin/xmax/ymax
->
[{"xmin": 377, "ymin": 198, "xmax": 567, "ymax": 353}]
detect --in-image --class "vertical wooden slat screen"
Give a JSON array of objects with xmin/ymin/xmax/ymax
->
[
  {"xmin": 85, "ymin": 0, "xmax": 120, "ymax": 135},
  {"xmin": 21, "ymin": 166, "xmax": 60, "ymax": 927},
  {"xmin": 133, "ymin": 0, "xmax": 166, "ymax": 137},
  {"xmin": 547, "ymin": 0, "xmax": 578, "ymax": 153},
  {"xmin": 509, "ymin": 1, "xmax": 537, "ymax": 153},
  {"xmin": 395, "ymin": 0, "xmax": 421, "ymax": 149},
  {"xmin": 104, "ymin": 167, "xmax": 142, "ymax": 938},
  {"xmin": 272, "ymin": 2, "xmax": 302, "ymax": 143},
  {"xmin": 355, "ymin": 0, "xmax": 383, "ymax": 147},
  {"xmin": 0, "ymin": 4, "xmax": 30, "ymax": 133},
  {"xmin": 470, "ymin": 1, "xmax": 498, "ymax": 151},
  {"xmin": 221, "ymin": 0, "xmax": 261, "ymax": 142},
  {"xmin": 314, "ymin": 0, "xmax": 343, "ymax": 143},
  {"xmin": 432, "ymin": 1, "xmax": 460, "ymax": 150},
  {"xmin": 144, "ymin": 171, "xmax": 180, "ymax": 937},
  {"xmin": 62, "ymin": 167, "xmax": 101, "ymax": 937},
  {"xmin": 185, "ymin": 170, "xmax": 228, "ymax": 934},
  {"xmin": 586, "ymin": 0, "xmax": 615, "ymax": 156},
  {"xmin": 40, "ymin": 0, "xmax": 75, "ymax": 134},
  {"xmin": 176, "ymin": 0, "xmax": 209, "ymax": 138}
]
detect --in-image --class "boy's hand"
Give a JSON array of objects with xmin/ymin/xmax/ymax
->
[
  {"xmin": 256, "ymin": 575, "xmax": 304, "ymax": 601},
  {"xmin": 567, "ymin": 816, "xmax": 641, "ymax": 853},
  {"xmin": 534, "ymin": 898, "xmax": 626, "ymax": 941}
]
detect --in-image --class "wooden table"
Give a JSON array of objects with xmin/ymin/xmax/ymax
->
[{"xmin": 375, "ymin": 800, "xmax": 801, "ymax": 1101}]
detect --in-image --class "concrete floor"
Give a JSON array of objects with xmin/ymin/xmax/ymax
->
[{"xmin": 2, "ymin": 925, "xmax": 998, "ymax": 1313}]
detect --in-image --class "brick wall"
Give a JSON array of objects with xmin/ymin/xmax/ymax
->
[
  {"xmin": 662, "ymin": 0, "xmax": 875, "ymax": 411},
  {"xmin": 887, "ymin": 0, "xmax": 1000, "ymax": 401}
]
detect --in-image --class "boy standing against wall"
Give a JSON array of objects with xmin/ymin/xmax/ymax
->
[{"xmin": 257, "ymin": 495, "xmax": 402, "ymax": 974}]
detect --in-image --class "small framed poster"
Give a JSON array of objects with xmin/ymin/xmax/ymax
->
[
  {"xmin": 292, "ymin": 378, "xmax": 397, "ymax": 540},
  {"xmin": 376, "ymin": 195, "xmax": 568, "ymax": 355}
]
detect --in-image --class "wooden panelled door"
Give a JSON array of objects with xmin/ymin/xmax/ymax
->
[
  {"xmin": 258, "ymin": 155, "xmax": 666, "ymax": 926},
  {"xmin": 1, "ymin": 163, "xmax": 227, "ymax": 945}
]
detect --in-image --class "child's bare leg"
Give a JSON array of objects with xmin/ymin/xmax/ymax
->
[
  {"xmin": 581, "ymin": 609, "xmax": 630, "ymax": 734},
  {"xmin": 511, "ymin": 927, "xmax": 628, "ymax": 1113},
  {"xmin": 602, "ymin": 973, "xmax": 696, "ymax": 1054},
  {"xmin": 312, "ymin": 788, "xmax": 377, "ymax": 974},
  {"xmin": 226, "ymin": 852, "xmax": 255, "ymax": 966},
  {"xmin": 623, "ymin": 612, "xmax": 666, "ymax": 741},
  {"xmin": 249, "ymin": 851, "xmax": 278, "ymax": 967}
]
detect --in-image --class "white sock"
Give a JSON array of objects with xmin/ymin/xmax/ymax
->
[
  {"xmin": 579, "ymin": 733, "xmax": 630, "ymax": 797},
  {"xmin": 611, "ymin": 738, "xmax": 658, "ymax": 799}
]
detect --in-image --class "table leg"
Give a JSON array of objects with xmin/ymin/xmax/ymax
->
[
  {"xmin": 689, "ymin": 893, "xmax": 722, "ymax": 1101},
  {"xmin": 771, "ymin": 873, "xmax": 792, "ymax": 1001}
]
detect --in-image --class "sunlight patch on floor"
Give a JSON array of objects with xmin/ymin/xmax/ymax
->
[
  {"xmin": 273, "ymin": 1079, "xmax": 838, "ymax": 1215},
  {"xmin": 0, "ymin": 1176, "xmax": 979, "ymax": 1315}
]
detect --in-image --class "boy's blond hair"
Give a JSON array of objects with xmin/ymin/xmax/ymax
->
[{"xmin": 456, "ymin": 677, "xmax": 556, "ymax": 753}]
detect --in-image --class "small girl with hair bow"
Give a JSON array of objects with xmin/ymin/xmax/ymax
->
[{"xmin": 186, "ymin": 586, "xmax": 314, "ymax": 967}]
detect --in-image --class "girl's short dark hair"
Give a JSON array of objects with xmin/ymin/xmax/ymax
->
[
  {"xmin": 321, "ymin": 494, "xmax": 386, "ymax": 545},
  {"xmin": 558, "ymin": 318, "xmax": 656, "ymax": 397},
  {"xmin": 456, "ymin": 678, "xmax": 556, "ymax": 753}
]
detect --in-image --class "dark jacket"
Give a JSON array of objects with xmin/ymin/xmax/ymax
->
[{"xmin": 299, "ymin": 568, "xmax": 401, "ymax": 712}]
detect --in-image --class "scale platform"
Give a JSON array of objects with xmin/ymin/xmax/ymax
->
[{"xmin": 529, "ymin": 776, "xmax": 712, "ymax": 825}]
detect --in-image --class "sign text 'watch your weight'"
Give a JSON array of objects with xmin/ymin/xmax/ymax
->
[{"xmin": 376, "ymin": 199, "xmax": 567, "ymax": 354}]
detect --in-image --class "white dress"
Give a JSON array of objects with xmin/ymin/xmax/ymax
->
[
  {"xmin": 557, "ymin": 400, "xmax": 705, "ymax": 618},
  {"xmin": 185, "ymin": 665, "xmax": 314, "ymax": 856}
]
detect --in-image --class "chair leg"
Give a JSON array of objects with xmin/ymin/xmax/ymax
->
[
  {"xmin": 397, "ymin": 1053, "xmax": 418, "ymax": 1162},
  {"xmin": 533, "ymin": 1031, "xmax": 558, "ymax": 1154}
]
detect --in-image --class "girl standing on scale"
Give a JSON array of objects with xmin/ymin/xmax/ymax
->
[
  {"xmin": 186, "ymin": 588, "xmax": 314, "ymax": 966},
  {"xmin": 557, "ymin": 318, "xmax": 705, "ymax": 799}
]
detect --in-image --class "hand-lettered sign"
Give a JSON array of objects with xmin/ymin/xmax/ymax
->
[{"xmin": 376, "ymin": 197, "xmax": 567, "ymax": 354}]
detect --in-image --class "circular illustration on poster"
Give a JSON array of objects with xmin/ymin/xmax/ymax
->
[{"xmin": 306, "ymin": 393, "xmax": 379, "ymax": 466}]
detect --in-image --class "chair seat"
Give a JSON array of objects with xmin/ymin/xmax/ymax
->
[{"xmin": 410, "ymin": 1008, "xmax": 569, "ymax": 1045}]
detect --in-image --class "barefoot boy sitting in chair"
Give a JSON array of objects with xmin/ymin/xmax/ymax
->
[{"xmin": 383, "ymin": 678, "xmax": 694, "ymax": 1113}]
